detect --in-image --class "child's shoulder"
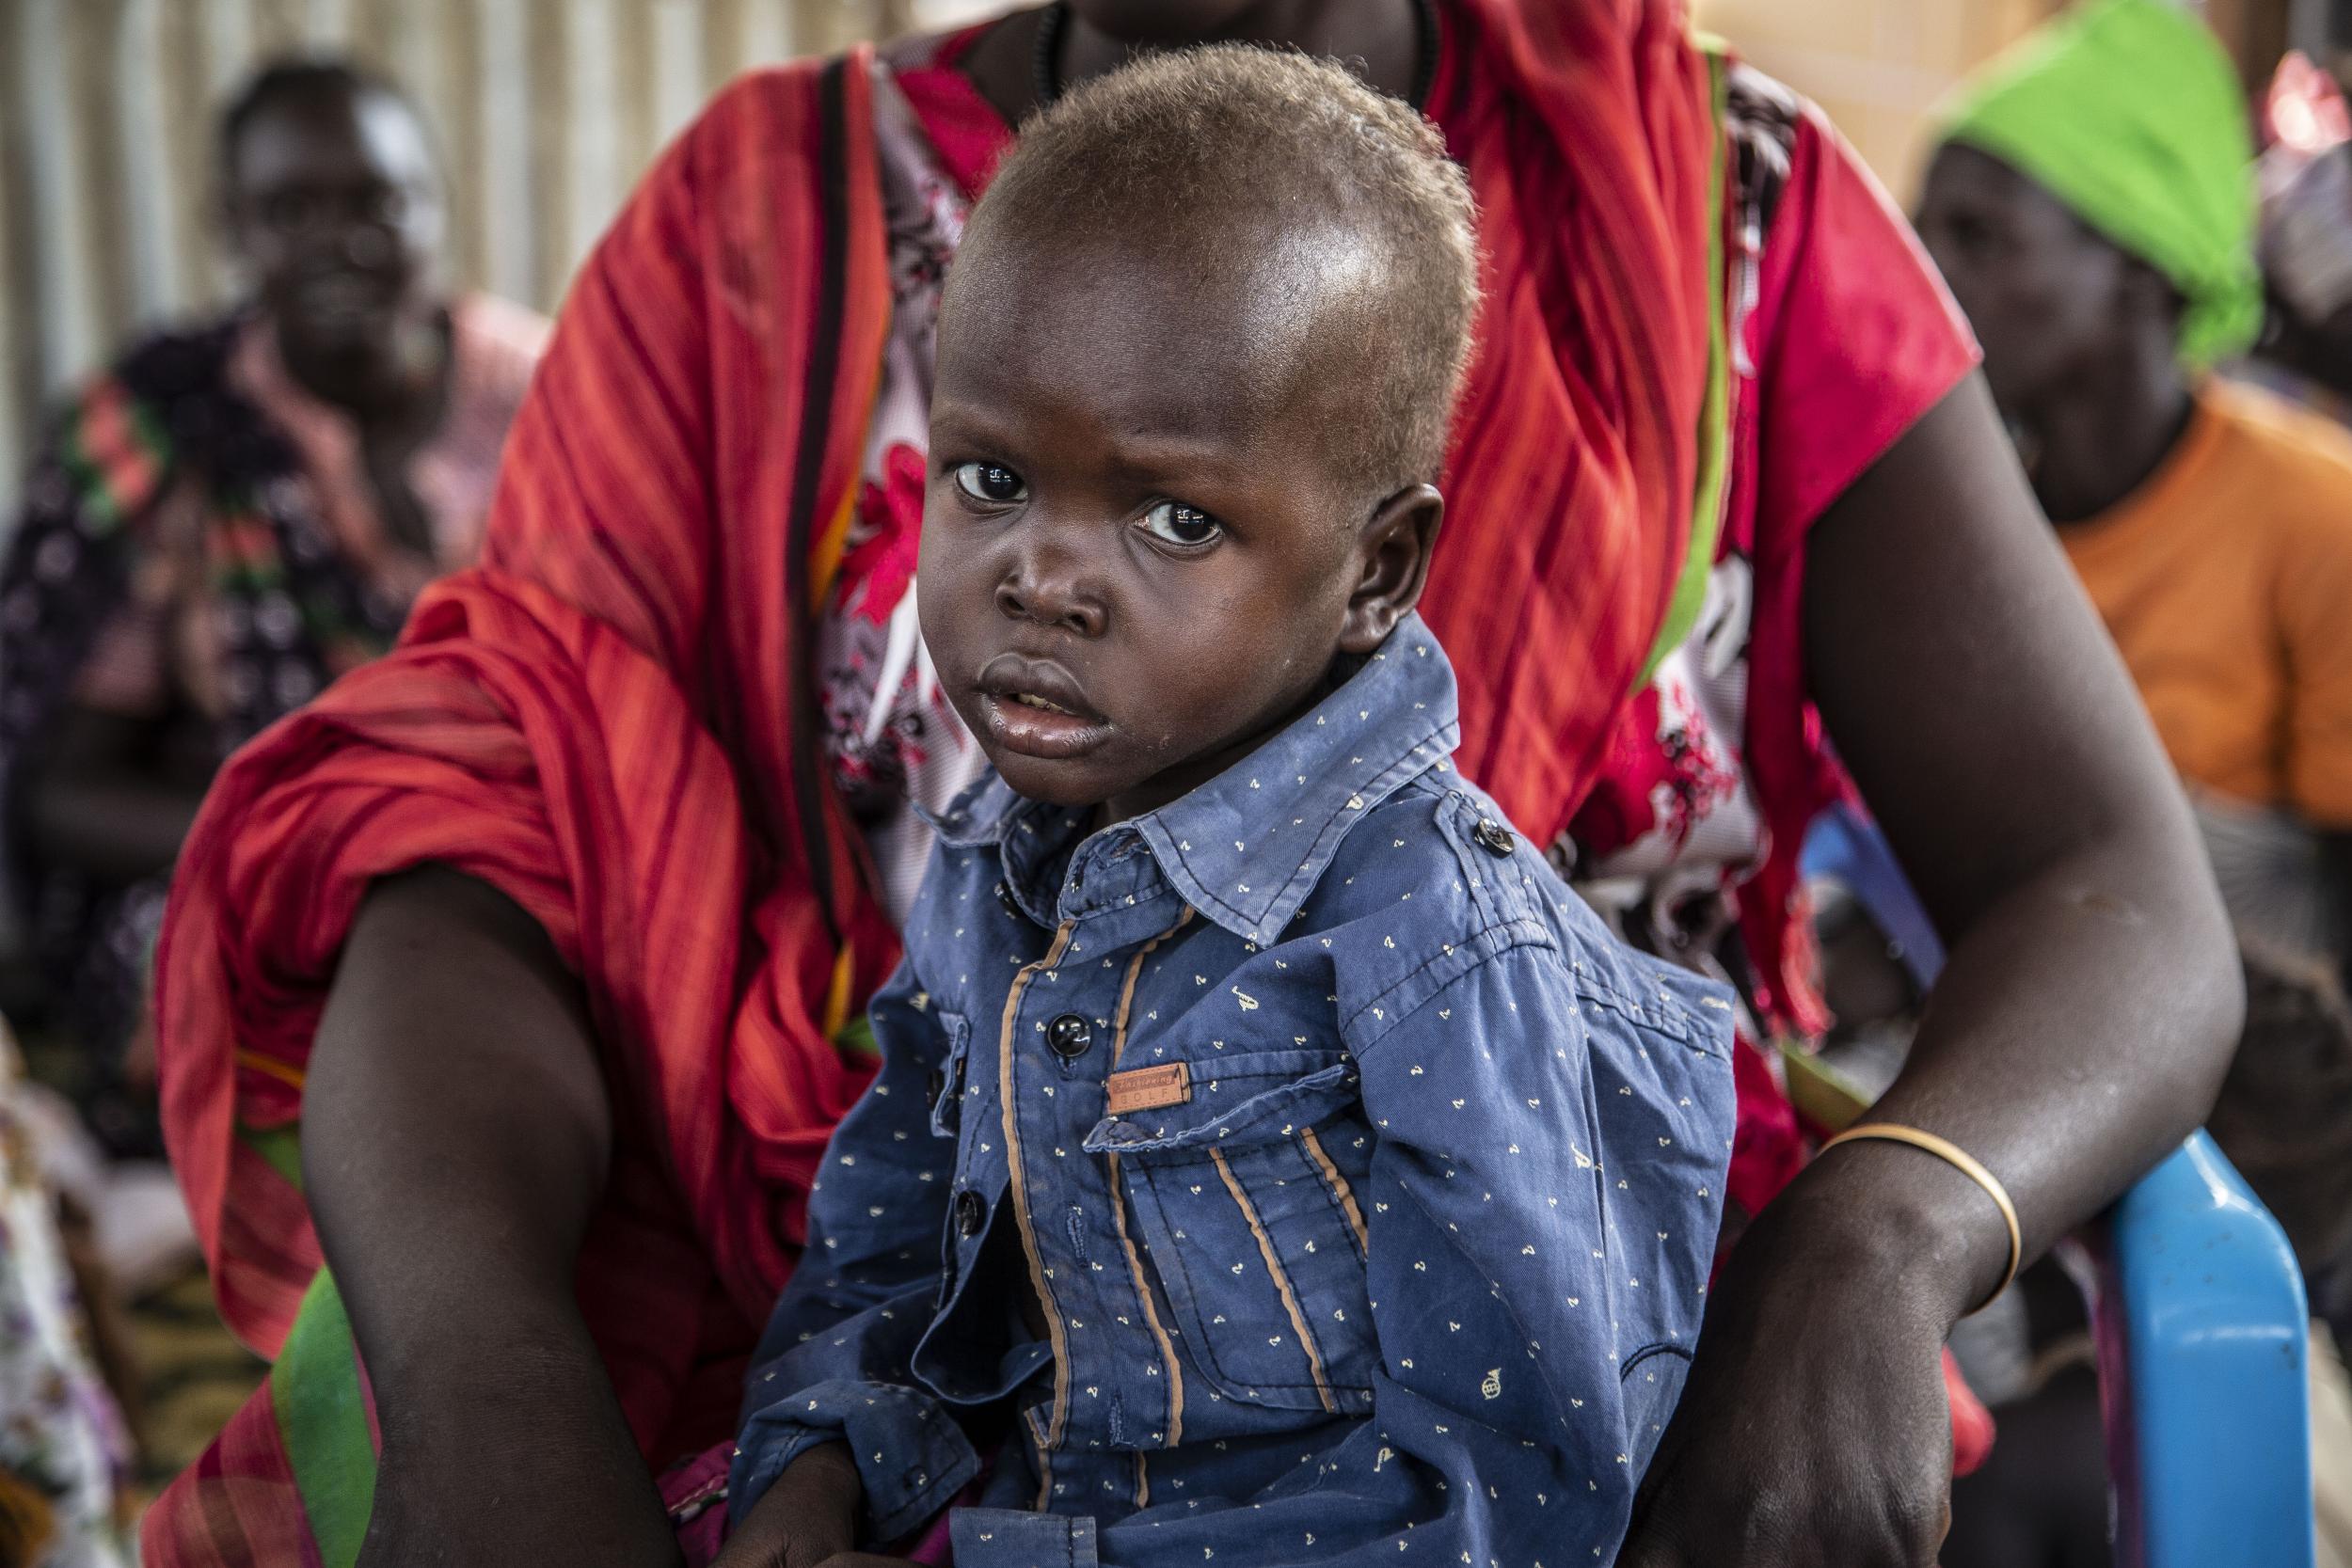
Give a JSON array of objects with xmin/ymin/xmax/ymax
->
[{"xmin": 1295, "ymin": 773, "xmax": 1732, "ymax": 1053}]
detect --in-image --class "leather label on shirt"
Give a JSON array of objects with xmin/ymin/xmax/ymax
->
[{"xmin": 1106, "ymin": 1062, "xmax": 1192, "ymax": 1116}]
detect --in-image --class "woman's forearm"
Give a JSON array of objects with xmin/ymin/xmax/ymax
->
[
  {"xmin": 1798, "ymin": 376, "xmax": 2241, "ymax": 1321},
  {"xmin": 303, "ymin": 866, "xmax": 681, "ymax": 1566},
  {"xmin": 24, "ymin": 707, "xmax": 205, "ymax": 881},
  {"xmin": 1788, "ymin": 828, "xmax": 2237, "ymax": 1322}
]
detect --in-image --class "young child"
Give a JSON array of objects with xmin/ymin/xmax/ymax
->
[{"xmin": 719, "ymin": 46, "xmax": 1736, "ymax": 1568}]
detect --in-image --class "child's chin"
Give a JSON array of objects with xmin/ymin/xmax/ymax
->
[{"xmin": 985, "ymin": 751, "xmax": 1118, "ymax": 811}]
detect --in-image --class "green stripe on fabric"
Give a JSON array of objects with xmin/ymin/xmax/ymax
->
[
  {"xmin": 213, "ymin": 557, "xmax": 289, "ymax": 594},
  {"xmin": 271, "ymin": 1270, "xmax": 378, "ymax": 1568},
  {"xmin": 1639, "ymin": 52, "xmax": 1736, "ymax": 688},
  {"xmin": 127, "ymin": 395, "xmax": 171, "ymax": 468},
  {"xmin": 835, "ymin": 1011, "xmax": 880, "ymax": 1060},
  {"xmin": 57, "ymin": 426, "xmax": 121, "ymax": 536},
  {"xmin": 241, "ymin": 1122, "xmax": 306, "ymax": 1190}
]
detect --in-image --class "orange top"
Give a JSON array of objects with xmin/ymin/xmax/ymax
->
[{"xmin": 2062, "ymin": 379, "xmax": 2352, "ymax": 826}]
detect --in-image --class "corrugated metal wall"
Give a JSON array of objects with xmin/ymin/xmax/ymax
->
[
  {"xmin": 5, "ymin": 0, "xmax": 2282, "ymax": 502},
  {"xmin": 0, "ymin": 0, "xmax": 951, "ymax": 499}
]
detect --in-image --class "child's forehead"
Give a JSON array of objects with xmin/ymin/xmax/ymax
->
[
  {"xmin": 977, "ymin": 198, "xmax": 1377, "ymax": 316},
  {"xmin": 943, "ymin": 216, "xmax": 1386, "ymax": 438}
]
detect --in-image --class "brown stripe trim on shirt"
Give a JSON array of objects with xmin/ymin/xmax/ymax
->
[
  {"xmin": 1110, "ymin": 908, "xmax": 1192, "ymax": 1066},
  {"xmin": 1299, "ymin": 1124, "xmax": 1370, "ymax": 1259},
  {"xmin": 1104, "ymin": 908, "xmax": 1195, "ymax": 1446},
  {"xmin": 1212, "ymin": 1148, "xmax": 1338, "ymax": 1415},
  {"xmin": 1000, "ymin": 921, "xmax": 1077, "ymax": 1448}
]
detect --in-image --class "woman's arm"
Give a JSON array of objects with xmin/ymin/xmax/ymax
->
[
  {"xmin": 302, "ymin": 865, "xmax": 682, "ymax": 1568},
  {"xmin": 1809, "ymin": 374, "xmax": 2238, "ymax": 1284},
  {"xmin": 1622, "ymin": 375, "xmax": 2241, "ymax": 1568},
  {"xmin": 23, "ymin": 707, "xmax": 206, "ymax": 882}
]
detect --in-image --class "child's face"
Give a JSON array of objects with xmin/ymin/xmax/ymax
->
[{"xmin": 920, "ymin": 230, "xmax": 1438, "ymax": 823}]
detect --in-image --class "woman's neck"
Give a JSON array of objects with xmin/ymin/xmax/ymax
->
[
  {"xmin": 962, "ymin": 0, "xmax": 1424, "ymax": 128},
  {"xmin": 2015, "ymin": 351, "xmax": 2196, "ymax": 527}
]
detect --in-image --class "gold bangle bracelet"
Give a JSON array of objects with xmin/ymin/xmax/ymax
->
[{"xmin": 1817, "ymin": 1121, "xmax": 2024, "ymax": 1312}]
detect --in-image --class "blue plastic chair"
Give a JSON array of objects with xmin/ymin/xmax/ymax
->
[
  {"xmin": 1804, "ymin": 805, "xmax": 2315, "ymax": 1568},
  {"xmin": 2089, "ymin": 1137, "xmax": 2312, "ymax": 1567}
]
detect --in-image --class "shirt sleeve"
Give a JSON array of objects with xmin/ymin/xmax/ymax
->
[
  {"xmin": 1744, "ymin": 101, "xmax": 1981, "ymax": 544},
  {"xmin": 2279, "ymin": 504, "xmax": 2352, "ymax": 828},
  {"xmin": 1089, "ymin": 943, "xmax": 1737, "ymax": 1568},
  {"xmin": 729, "ymin": 958, "xmax": 980, "ymax": 1543}
]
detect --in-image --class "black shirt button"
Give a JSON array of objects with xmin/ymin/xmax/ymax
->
[
  {"xmin": 954, "ymin": 1189, "xmax": 986, "ymax": 1237},
  {"xmin": 1472, "ymin": 817, "xmax": 1518, "ymax": 857},
  {"xmin": 1047, "ymin": 1013, "xmax": 1092, "ymax": 1059}
]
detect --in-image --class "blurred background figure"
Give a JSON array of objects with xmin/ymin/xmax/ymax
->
[
  {"xmin": 2209, "ymin": 945, "xmax": 2352, "ymax": 1568},
  {"xmin": 1918, "ymin": 0, "xmax": 2352, "ymax": 991},
  {"xmin": 0, "ymin": 60, "xmax": 545, "ymax": 1157},
  {"xmin": 0, "ymin": 43, "xmax": 553, "ymax": 1557}
]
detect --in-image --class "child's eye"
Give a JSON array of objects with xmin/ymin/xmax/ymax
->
[
  {"xmin": 951, "ymin": 462, "xmax": 1026, "ymax": 504},
  {"xmin": 1137, "ymin": 500, "xmax": 1223, "ymax": 548}
]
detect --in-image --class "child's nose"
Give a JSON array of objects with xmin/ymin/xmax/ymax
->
[
  {"xmin": 995, "ymin": 575, "xmax": 1106, "ymax": 637},
  {"xmin": 996, "ymin": 538, "xmax": 1108, "ymax": 637}
]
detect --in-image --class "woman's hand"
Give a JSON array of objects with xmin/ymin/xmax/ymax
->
[
  {"xmin": 1616, "ymin": 1167, "xmax": 1967, "ymax": 1568},
  {"xmin": 711, "ymin": 1443, "xmax": 880, "ymax": 1568}
]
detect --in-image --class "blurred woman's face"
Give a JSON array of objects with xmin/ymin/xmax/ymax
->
[
  {"xmin": 1915, "ymin": 143, "xmax": 2137, "ymax": 417},
  {"xmin": 224, "ymin": 88, "xmax": 445, "ymax": 373}
]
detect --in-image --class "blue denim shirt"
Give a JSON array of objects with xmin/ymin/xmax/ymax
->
[{"xmin": 730, "ymin": 614, "xmax": 1737, "ymax": 1567}]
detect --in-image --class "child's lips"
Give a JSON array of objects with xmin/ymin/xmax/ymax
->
[
  {"xmin": 977, "ymin": 690, "xmax": 1115, "ymax": 760},
  {"xmin": 973, "ymin": 653, "xmax": 1112, "ymax": 761}
]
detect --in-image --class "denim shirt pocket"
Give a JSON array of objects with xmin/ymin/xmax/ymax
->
[{"xmin": 1081, "ymin": 1049, "xmax": 1378, "ymax": 1415}]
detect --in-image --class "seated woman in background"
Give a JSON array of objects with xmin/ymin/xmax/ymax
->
[
  {"xmin": 0, "ymin": 59, "xmax": 545, "ymax": 1144},
  {"xmin": 1917, "ymin": 0, "xmax": 2352, "ymax": 980}
]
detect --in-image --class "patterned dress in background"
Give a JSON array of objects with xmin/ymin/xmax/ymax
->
[
  {"xmin": 0, "ymin": 297, "xmax": 546, "ymax": 1082},
  {"xmin": 0, "ymin": 1018, "xmax": 134, "ymax": 1568}
]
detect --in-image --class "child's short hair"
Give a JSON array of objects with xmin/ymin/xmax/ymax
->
[
  {"xmin": 966, "ymin": 44, "xmax": 1482, "ymax": 499},
  {"xmin": 2209, "ymin": 941, "xmax": 2352, "ymax": 1276}
]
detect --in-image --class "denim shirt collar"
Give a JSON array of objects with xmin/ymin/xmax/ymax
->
[{"xmin": 920, "ymin": 613, "xmax": 1462, "ymax": 943}]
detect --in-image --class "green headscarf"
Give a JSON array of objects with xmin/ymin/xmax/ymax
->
[{"xmin": 1939, "ymin": 0, "xmax": 2260, "ymax": 367}]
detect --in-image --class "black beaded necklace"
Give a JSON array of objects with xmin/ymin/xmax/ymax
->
[{"xmin": 1031, "ymin": 0, "xmax": 1443, "ymax": 113}]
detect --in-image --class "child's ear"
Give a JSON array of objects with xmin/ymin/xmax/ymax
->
[{"xmin": 1337, "ymin": 483, "xmax": 1444, "ymax": 656}]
